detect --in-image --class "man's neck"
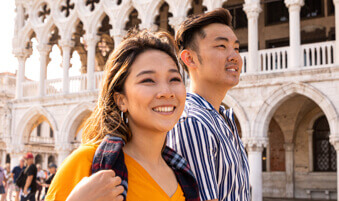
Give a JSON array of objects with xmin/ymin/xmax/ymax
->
[{"xmin": 190, "ymin": 80, "xmax": 229, "ymax": 111}]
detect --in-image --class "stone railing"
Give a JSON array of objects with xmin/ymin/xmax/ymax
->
[
  {"xmin": 240, "ymin": 52, "xmax": 248, "ymax": 73},
  {"xmin": 28, "ymin": 136, "xmax": 55, "ymax": 144},
  {"xmin": 69, "ymin": 74, "xmax": 87, "ymax": 93},
  {"xmin": 95, "ymin": 71, "xmax": 104, "ymax": 90},
  {"xmin": 259, "ymin": 46, "xmax": 289, "ymax": 73},
  {"xmin": 22, "ymin": 81, "xmax": 39, "ymax": 97},
  {"xmin": 19, "ymin": 41, "xmax": 336, "ymax": 98},
  {"xmin": 46, "ymin": 78, "xmax": 62, "ymax": 96},
  {"xmin": 302, "ymin": 41, "xmax": 335, "ymax": 68}
]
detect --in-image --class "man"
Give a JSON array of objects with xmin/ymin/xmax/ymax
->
[
  {"xmin": 21, "ymin": 153, "xmax": 37, "ymax": 201},
  {"xmin": 167, "ymin": 8, "xmax": 250, "ymax": 201},
  {"xmin": 11, "ymin": 157, "xmax": 25, "ymax": 201},
  {"xmin": 35, "ymin": 164, "xmax": 45, "ymax": 201},
  {"xmin": 42, "ymin": 163, "xmax": 56, "ymax": 199}
]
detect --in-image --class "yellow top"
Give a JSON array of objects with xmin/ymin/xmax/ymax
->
[
  {"xmin": 124, "ymin": 152, "xmax": 185, "ymax": 201},
  {"xmin": 45, "ymin": 144, "xmax": 99, "ymax": 201},
  {"xmin": 45, "ymin": 144, "xmax": 185, "ymax": 201}
]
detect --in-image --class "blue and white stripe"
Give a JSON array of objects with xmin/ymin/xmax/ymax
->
[{"xmin": 167, "ymin": 92, "xmax": 250, "ymax": 201}]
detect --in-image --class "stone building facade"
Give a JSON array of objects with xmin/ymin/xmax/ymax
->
[{"xmin": 1, "ymin": 0, "xmax": 338, "ymax": 200}]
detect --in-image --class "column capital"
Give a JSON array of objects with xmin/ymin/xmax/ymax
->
[
  {"xmin": 37, "ymin": 44, "xmax": 52, "ymax": 55},
  {"xmin": 243, "ymin": 137, "xmax": 268, "ymax": 152},
  {"xmin": 84, "ymin": 34, "xmax": 100, "ymax": 47},
  {"xmin": 169, "ymin": 16, "xmax": 186, "ymax": 31},
  {"xmin": 284, "ymin": 143, "xmax": 294, "ymax": 151},
  {"xmin": 13, "ymin": 48, "xmax": 32, "ymax": 60},
  {"xmin": 243, "ymin": 2, "xmax": 262, "ymax": 19},
  {"xmin": 59, "ymin": 39, "xmax": 75, "ymax": 49},
  {"xmin": 285, "ymin": 0, "xmax": 304, "ymax": 9},
  {"xmin": 329, "ymin": 135, "xmax": 339, "ymax": 150}
]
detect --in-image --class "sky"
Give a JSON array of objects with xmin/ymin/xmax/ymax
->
[{"xmin": 0, "ymin": 1, "xmax": 81, "ymax": 81}]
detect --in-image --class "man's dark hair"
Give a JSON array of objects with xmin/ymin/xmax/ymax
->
[{"xmin": 176, "ymin": 8, "xmax": 233, "ymax": 72}]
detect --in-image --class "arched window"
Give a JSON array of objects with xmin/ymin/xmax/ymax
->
[
  {"xmin": 313, "ymin": 116, "xmax": 336, "ymax": 172},
  {"xmin": 35, "ymin": 154, "xmax": 42, "ymax": 165},
  {"xmin": 48, "ymin": 155, "xmax": 55, "ymax": 165},
  {"xmin": 6, "ymin": 154, "xmax": 10, "ymax": 164}
]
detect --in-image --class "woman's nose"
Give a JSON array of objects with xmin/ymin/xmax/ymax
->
[{"xmin": 156, "ymin": 83, "xmax": 175, "ymax": 99}]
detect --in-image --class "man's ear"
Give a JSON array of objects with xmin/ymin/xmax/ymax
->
[
  {"xmin": 180, "ymin": 50, "xmax": 198, "ymax": 70},
  {"xmin": 113, "ymin": 92, "xmax": 127, "ymax": 112}
]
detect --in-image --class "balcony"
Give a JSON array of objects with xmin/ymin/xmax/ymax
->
[
  {"xmin": 27, "ymin": 136, "xmax": 55, "ymax": 144},
  {"xmin": 19, "ymin": 41, "xmax": 336, "ymax": 98},
  {"xmin": 240, "ymin": 41, "xmax": 335, "ymax": 73}
]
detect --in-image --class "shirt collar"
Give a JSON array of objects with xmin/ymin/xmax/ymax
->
[{"xmin": 187, "ymin": 92, "xmax": 227, "ymax": 114}]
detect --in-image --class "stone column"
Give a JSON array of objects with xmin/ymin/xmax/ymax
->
[
  {"xmin": 285, "ymin": 0, "xmax": 304, "ymax": 69},
  {"xmin": 84, "ymin": 34, "xmax": 99, "ymax": 91},
  {"xmin": 1, "ymin": 151, "xmax": 5, "ymax": 166},
  {"xmin": 203, "ymin": 0, "xmax": 224, "ymax": 12},
  {"xmin": 243, "ymin": 1, "xmax": 261, "ymax": 73},
  {"xmin": 329, "ymin": 135, "xmax": 339, "ymax": 199},
  {"xmin": 9, "ymin": 152, "xmax": 23, "ymax": 170},
  {"xmin": 334, "ymin": 0, "xmax": 339, "ymax": 64},
  {"xmin": 14, "ymin": 1, "xmax": 25, "ymax": 34},
  {"xmin": 248, "ymin": 144, "xmax": 264, "ymax": 201},
  {"xmin": 284, "ymin": 143, "xmax": 294, "ymax": 198},
  {"xmin": 169, "ymin": 16, "xmax": 186, "ymax": 33},
  {"xmin": 307, "ymin": 129, "xmax": 314, "ymax": 171},
  {"xmin": 56, "ymin": 145, "xmax": 72, "ymax": 167},
  {"xmin": 14, "ymin": 50, "xmax": 30, "ymax": 98},
  {"xmin": 60, "ymin": 40, "xmax": 74, "ymax": 94},
  {"xmin": 110, "ymin": 29, "xmax": 124, "ymax": 48},
  {"xmin": 43, "ymin": 153, "xmax": 48, "ymax": 169},
  {"xmin": 37, "ymin": 45, "xmax": 51, "ymax": 97}
]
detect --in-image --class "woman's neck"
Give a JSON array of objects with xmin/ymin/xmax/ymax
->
[{"xmin": 123, "ymin": 127, "xmax": 167, "ymax": 166}]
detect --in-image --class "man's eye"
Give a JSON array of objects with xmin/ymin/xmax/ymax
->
[
  {"xmin": 235, "ymin": 48, "xmax": 240, "ymax": 52},
  {"xmin": 140, "ymin": 79, "xmax": 155, "ymax": 83},
  {"xmin": 217, "ymin": 45, "xmax": 226, "ymax": 48}
]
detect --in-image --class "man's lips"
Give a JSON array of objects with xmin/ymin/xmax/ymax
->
[{"xmin": 225, "ymin": 65, "xmax": 239, "ymax": 72}]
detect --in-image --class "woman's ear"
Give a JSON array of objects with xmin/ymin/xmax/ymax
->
[
  {"xmin": 181, "ymin": 50, "xmax": 198, "ymax": 70},
  {"xmin": 113, "ymin": 92, "xmax": 127, "ymax": 112}
]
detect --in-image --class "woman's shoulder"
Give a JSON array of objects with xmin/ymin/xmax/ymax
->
[
  {"xmin": 70, "ymin": 144, "xmax": 98, "ymax": 160},
  {"xmin": 45, "ymin": 144, "xmax": 99, "ymax": 201}
]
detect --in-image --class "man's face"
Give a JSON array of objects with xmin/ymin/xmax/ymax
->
[
  {"xmin": 26, "ymin": 158, "xmax": 33, "ymax": 165},
  {"xmin": 191, "ymin": 23, "xmax": 242, "ymax": 89}
]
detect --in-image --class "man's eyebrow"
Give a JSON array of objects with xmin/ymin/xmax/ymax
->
[
  {"xmin": 215, "ymin": 37, "xmax": 240, "ymax": 45},
  {"xmin": 136, "ymin": 70, "xmax": 155, "ymax": 77}
]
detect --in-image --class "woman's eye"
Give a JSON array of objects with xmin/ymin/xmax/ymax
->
[
  {"xmin": 235, "ymin": 48, "xmax": 240, "ymax": 52},
  {"xmin": 170, "ymin": 77, "xmax": 182, "ymax": 82},
  {"xmin": 140, "ymin": 79, "xmax": 155, "ymax": 83},
  {"xmin": 217, "ymin": 45, "xmax": 226, "ymax": 49}
]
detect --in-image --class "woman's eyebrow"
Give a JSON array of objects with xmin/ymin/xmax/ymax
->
[{"xmin": 136, "ymin": 70, "xmax": 155, "ymax": 77}]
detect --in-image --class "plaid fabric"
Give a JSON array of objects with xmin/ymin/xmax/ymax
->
[{"xmin": 91, "ymin": 135, "xmax": 200, "ymax": 201}]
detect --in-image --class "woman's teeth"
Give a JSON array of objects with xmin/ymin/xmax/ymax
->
[
  {"xmin": 226, "ymin": 68, "xmax": 237, "ymax": 72},
  {"xmin": 153, "ymin": 106, "xmax": 174, "ymax": 112}
]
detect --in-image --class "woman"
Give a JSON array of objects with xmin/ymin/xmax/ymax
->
[
  {"xmin": 45, "ymin": 30, "xmax": 200, "ymax": 201},
  {"xmin": 2, "ymin": 164, "xmax": 13, "ymax": 201}
]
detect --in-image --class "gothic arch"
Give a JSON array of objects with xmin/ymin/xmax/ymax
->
[
  {"xmin": 59, "ymin": 102, "xmax": 94, "ymax": 144},
  {"xmin": 222, "ymin": 93, "xmax": 250, "ymax": 138},
  {"xmin": 16, "ymin": 106, "xmax": 58, "ymax": 145},
  {"xmin": 254, "ymin": 82, "xmax": 339, "ymax": 140}
]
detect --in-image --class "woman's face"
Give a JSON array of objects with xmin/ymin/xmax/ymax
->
[{"xmin": 119, "ymin": 49, "xmax": 186, "ymax": 134}]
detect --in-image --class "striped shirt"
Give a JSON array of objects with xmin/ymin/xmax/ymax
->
[{"xmin": 167, "ymin": 93, "xmax": 250, "ymax": 201}]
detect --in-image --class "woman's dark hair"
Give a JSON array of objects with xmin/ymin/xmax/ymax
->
[
  {"xmin": 82, "ymin": 29, "xmax": 179, "ymax": 144},
  {"xmin": 176, "ymin": 8, "xmax": 233, "ymax": 71}
]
